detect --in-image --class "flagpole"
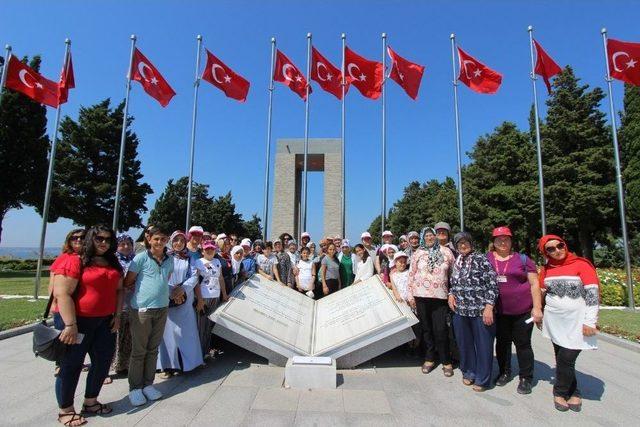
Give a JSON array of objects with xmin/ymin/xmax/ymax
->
[
  {"xmin": 185, "ymin": 35, "xmax": 203, "ymax": 231},
  {"xmin": 381, "ymin": 32, "xmax": 387, "ymax": 236},
  {"xmin": 601, "ymin": 28, "xmax": 635, "ymax": 310},
  {"xmin": 262, "ymin": 37, "xmax": 276, "ymax": 240},
  {"xmin": 341, "ymin": 33, "xmax": 346, "ymax": 237},
  {"xmin": 0, "ymin": 45, "xmax": 12, "ymax": 109},
  {"xmin": 112, "ymin": 35, "xmax": 137, "ymax": 232},
  {"xmin": 33, "ymin": 38, "xmax": 71, "ymax": 300},
  {"xmin": 450, "ymin": 34, "xmax": 464, "ymax": 231},
  {"xmin": 300, "ymin": 33, "xmax": 312, "ymax": 240},
  {"xmin": 527, "ymin": 26, "xmax": 547, "ymax": 235}
]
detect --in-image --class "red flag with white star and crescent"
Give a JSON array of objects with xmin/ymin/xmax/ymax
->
[
  {"xmin": 387, "ymin": 46, "xmax": 425, "ymax": 100},
  {"xmin": 130, "ymin": 48, "xmax": 176, "ymax": 107},
  {"xmin": 344, "ymin": 47, "xmax": 383, "ymax": 99},
  {"xmin": 273, "ymin": 49, "xmax": 310, "ymax": 100},
  {"xmin": 607, "ymin": 38, "xmax": 640, "ymax": 86},
  {"xmin": 457, "ymin": 47, "xmax": 502, "ymax": 94},
  {"xmin": 311, "ymin": 47, "xmax": 348, "ymax": 100},
  {"xmin": 58, "ymin": 51, "xmax": 75, "ymax": 104},
  {"xmin": 533, "ymin": 40, "xmax": 562, "ymax": 94},
  {"xmin": 201, "ymin": 49, "xmax": 250, "ymax": 102},
  {"xmin": 4, "ymin": 54, "xmax": 61, "ymax": 108}
]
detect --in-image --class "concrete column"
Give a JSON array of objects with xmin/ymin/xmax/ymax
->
[{"xmin": 323, "ymin": 152, "xmax": 343, "ymax": 238}]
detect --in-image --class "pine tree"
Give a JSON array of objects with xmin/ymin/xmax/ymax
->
[
  {"xmin": 52, "ymin": 99, "xmax": 152, "ymax": 230},
  {"xmin": 0, "ymin": 55, "xmax": 50, "ymax": 243}
]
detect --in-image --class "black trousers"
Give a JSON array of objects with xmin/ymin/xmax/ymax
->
[
  {"xmin": 495, "ymin": 312, "xmax": 534, "ymax": 380},
  {"xmin": 415, "ymin": 297, "xmax": 451, "ymax": 365},
  {"xmin": 553, "ymin": 343, "xmax": 581, "ymax": 399}
]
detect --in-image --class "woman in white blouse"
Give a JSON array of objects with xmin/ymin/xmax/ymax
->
[{"xmin": 353, "ymin": 244, "xmax": 374, "ymax": 284}]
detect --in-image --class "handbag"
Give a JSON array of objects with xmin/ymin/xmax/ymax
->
[{"xmin": 32, "ymin": 293, "xmax": 66, "ymax": 361}]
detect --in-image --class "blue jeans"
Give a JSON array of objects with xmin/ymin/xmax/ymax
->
[
  {"xmin": 54, "ymin": 313, "xmax": 115, "ymax": 408},
  {"xmin": 453, "ymin": 313, "xmax": 496, "ymax": 388}
]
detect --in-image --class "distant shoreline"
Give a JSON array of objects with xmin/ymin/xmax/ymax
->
[{"xmin": 0, "ymin": 247, "xmax": 60, "ymax": 260}]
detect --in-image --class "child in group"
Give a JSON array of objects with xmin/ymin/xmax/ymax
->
[
  {"xmin": 390, "ymin": 252, "xmax": 411, "ymax": 303},
  {"xmin": 257, "ymin": 242, "xmax": 281, "ymax": 282},
  {"xmin": 295, "ymin": 247, "xmax": 316, "ymax": 298}
]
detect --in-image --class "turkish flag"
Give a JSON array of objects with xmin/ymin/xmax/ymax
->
[
  {"xmin": 533, "ymin": 40, "xmax": 562, "ymax": 94},
  {"xmin": 311, "ymin": 47, "xmax": 348, "ymax": 100},
  {"xmin": 4, "ymin": 55, "xmax": 60, "ymax": 108},
  {"xmin": 201, "ymin": 50, "xmax": 250, "ymax": 102},
  {"xmin": 273, "ymin": 49, "xmax": 310, "ymax": 100},
  {"xmin": 608, "ymin": 38, "xmax": 640, "ymax": 86},
  {"xmin": 344, "ymin": 47, "xmax": 383, "ymax": 99},
  {"xmin": 131, "ymin": 48, "xmax": 176, "ymax": 107},
  {"xmin": 457, "ymin": 47, "xmax": 502, "ymax": 94},
  {"xmin": 387, "ymin": 46, "xmax": 424, "ymax": 100},
  {"xmin": 58, "ymin": 52, "xmax": 75, "ymax": 104}
]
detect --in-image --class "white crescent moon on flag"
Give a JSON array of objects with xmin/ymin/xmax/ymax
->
[
  {"xmin": 18, "ymin": 69, "xmax": 34, "ymax": 88},
  {"xmin": 282, "ymin": 63, "xmax": 296, "ymax": 82},
  {"xmin": 211, "ymin": 63, "xmax": 225, "ymax": 84},
  {"xmin": 347, "ymin": 63, "xmax": 361, "ymax": 80},
  {"xmin": 137, "ymin": 62, "xmax": 153, "ymax": 82},
  {"xmin": 316, "ymin": 62, "xmax": 328, "ymax": 81},
  {"xmin": 612, "ymin": 51, "xmax": 630, "ymax": 72},
  {"xmin": 462, "ymin": 60, "xmax": 476, "ymax": 79}
]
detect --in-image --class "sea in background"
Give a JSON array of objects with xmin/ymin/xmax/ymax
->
[{"xmin": 0, "ymin": 247, "xmax": 60, "ymax": 260}]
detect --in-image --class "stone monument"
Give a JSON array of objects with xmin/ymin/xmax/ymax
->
[
  {"xmin": 271, "ymin": 138, "xmax": 342, "ymax": 239},
  {"xmin": 210, "ymin": 274, "xmax": 418, "ymax": 368}
]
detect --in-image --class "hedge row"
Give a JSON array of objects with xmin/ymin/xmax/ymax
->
[{"xmin": 0, "ymin": 259, "xmax": 55, "ymax": 271}]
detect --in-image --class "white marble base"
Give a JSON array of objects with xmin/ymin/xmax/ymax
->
[{"xmin": 285, "ymin": 358, "xmax": 337, "ymax": 389}]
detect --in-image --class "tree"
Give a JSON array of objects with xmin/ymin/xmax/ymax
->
[
  {"xmin": 0, "ymin": 55, "xmax": 50, "ymax": 243},
  {"xmin": 618, "ymin": 83, "xmax": 640, "ymax": 262},
  {"xmin": 52, "ymin": 99, "xmax": 152, "ymax": 230},
  {"xmin": 147, "ymin": 176, "xmax": 261, "ymax": 238},
  {"xmin": 542, "ymin": 67, "xmax": 616, "ymax": 260}
]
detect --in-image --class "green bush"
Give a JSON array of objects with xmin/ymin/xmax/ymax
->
[{"xmin": 601, "ymin": 284, "xmax": 627, "ymax": 306}]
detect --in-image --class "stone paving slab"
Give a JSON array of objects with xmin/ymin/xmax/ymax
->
[{"xmin": 1, "ymin": 329, "xmax": 639, "ymax": 426}]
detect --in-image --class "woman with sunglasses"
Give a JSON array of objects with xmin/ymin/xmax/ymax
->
[
  {"xmin": 52, "ymin": 225, "xmax": 124, "ymax": 425},
  {"xmin": 538, "ymin": 234, "xmax": 599, "ymax": 412}
]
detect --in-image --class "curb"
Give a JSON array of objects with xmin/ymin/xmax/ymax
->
[
  {"xmin": 0, "ymin": 319, "xmax": 53, "ymax": 341},
  {"xmin": 598, "ymin": 331, "xmax": 640, "ymax": 353}
]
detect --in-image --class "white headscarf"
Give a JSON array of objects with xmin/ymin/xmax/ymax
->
[{"xmin": 230, "ymin": 245, "xmax": 244, "ymax": 274}]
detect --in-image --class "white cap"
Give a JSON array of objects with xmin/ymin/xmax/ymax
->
[
  {"xmin": 188, "ymin": 226, "xmax": 204, "ymax": 234},
  {"xmin": 393, "ymin": 252, "xmax": 408, "ymax": 261},
  {"xmin": 341, "ymin": 239, "xmax": 350, "ymax": 248},
  {"xmin": 382, "ymin": 230, "xmax": 394, "ymax": 237},
  {"xmin": 361, "ymin": 232, "xmax": 372, "ymax": 239},
  {"xmin": 217, "ymin": 233, "xmax": 228, "ymax": 240},
  {"xmin": 301, "ymin": 232, "xmax": 310, "ymax": 238},
  {"xmin": 399, "ymin": 235, "xmax": 407, "ymax": 241},
  {"xmin": 240, "ymin": 238, "xmax": 251, "ymax": 247}
]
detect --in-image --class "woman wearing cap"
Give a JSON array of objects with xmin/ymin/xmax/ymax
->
[
  {"xmin": 186, "ymin": 226, "xmax": 204, "ymax": 262},
  {"xmin": 353, "ymin": 244, "xmax": 375, "ymax": 284},
  {"xmin": 407, "ymin": 227, "xmax": 456, "ymax": 377},
  {"xmin": 240, "ymin": 239, "xmax": 257, "ymax": 281},
  {"xmin": 360, "ymin": 232, "xmax": 377, "ymax": 260},
  {"xmin": 158, "ymin": 231, "xmax": 203, "ymax": 377},
  {"xmin": 337, "ymin": 240, "xmax": 357, "ymax": 288},
  {"xmin": 301, "ymin": 232, "xmax": 311, "ymax": 248},
  {"xmin": 488, "ymin": 226, "xmax": 542, "ymax": 395},
  {"xmin": 538, "ymin": 234, "xmax": 599, "ymax": 412},
  {"xmin": 194, "ymin": 241, "xmax": 227, "ymax": 357},
  {"xmin": 448, "ymin": 232, "xmax": 499, "ymax": 392},
  {"xmin": 434, "ymin": 222, "xmax": 457, "ymax": 258},
  {"xmin": 320, "ymin": 243, "xmax": 342, "ymax": 296}
]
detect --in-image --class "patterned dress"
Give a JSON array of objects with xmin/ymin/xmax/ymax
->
[{"xmin": 449, "ymin": 252, "xmax": 498, "ymax": 317}]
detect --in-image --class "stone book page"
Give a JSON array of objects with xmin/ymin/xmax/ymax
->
[
  {"xmin": 216, "ymin": 275, "xmax": 315, "ymax": 355},
  {"xmin": 312, "ymin": 276, "xmax": 406, "ymax": 355}
]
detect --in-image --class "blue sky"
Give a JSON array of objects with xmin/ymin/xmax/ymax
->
[{"xmin": 1, "ymin": 0, "xmax": 637, "ymax": 247}]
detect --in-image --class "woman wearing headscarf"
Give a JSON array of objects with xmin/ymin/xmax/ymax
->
[
  {"xmin": 230, "ymin": 245, "xmax": 246, "ymax": 289},
  {"xmin": 448, "ymin": 232, "xmax": 498, "ymax": 392},
  {"xmin": 378, "ymin": 244, "xmax": 397, "ymax": 287},
  {"xmin": 407, "ymin": 227, "xmax": 456, "ymax": 377},
  {"xmin": 157, "ymin": 231, "xmax": 203, "ymax": 377},
  {"xmin": 353, "ymin": 244, "xmax": 375, "ymax": 284},
  {"xmin": 110, "ymin": 234, "xmax": 136, "ymax": 377},
  {"xmin": 538, "ymin": 234, "xmax": 599, "ymax": 412},
  {"xmin": 337, "ymin": 240, "xmax": 357, "ymax": 288},
  {"xmin": 275, "ymin": 239, "xmax": 294, "ymax": 287}
]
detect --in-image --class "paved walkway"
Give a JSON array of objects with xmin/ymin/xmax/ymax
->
[{"xmin": 1, "ymin": 329, "xmax": 638, "ymax": 426}]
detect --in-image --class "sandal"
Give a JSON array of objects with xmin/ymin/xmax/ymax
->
[
  {"xmin": 462, "ymin": 378, "xmax": 474, "ymax": 386},
  {"xmin": 159, "ymin": 371, "xmax": 173, "ymax": 379},
  {"xmin": 81, "ymin": 402, "xmax": 113, "ymax": 415},
  {"xmin": 58, "ymin": 412, "xmax": 87, "ymax": 426},
  {"xmin": 103, "ymin": 376, "xmax": 113, "ymax": 385},
  {"xmin": 421, "ymin": 361, "xmax": 436, "ymax": 374},
  {"xmin": 442, "ymin": 365, "xmax": 454, "ymax": 377},
  {"xmin": 472, "ymin": 385, "xmax": 486, "ymax": 392}
]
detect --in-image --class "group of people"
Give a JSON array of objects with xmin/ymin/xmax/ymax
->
[{"xmin": 47, "ymin": 221, "xmax": 599, "ymax": 426}]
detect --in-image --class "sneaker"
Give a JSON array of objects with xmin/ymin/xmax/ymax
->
[
  {"xmin": 129, "ymin": 389, "xmax": 147, "ymax": 407},
  {"xmin": 142, "ymin": 385, "xmax": 163, "ymax": 401},
  {"xmin": 517, "ymin": 378, "xmax": 532, "ymax": 395},
  {"xmin": 495, "ymin": 372, "xmax": 511, "ymax": 387}
]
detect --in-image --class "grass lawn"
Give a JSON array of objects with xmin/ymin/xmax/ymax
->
[
  {"xmin": 0, "ymin": 270, "xmax": 49, "ymax": 296},
  {"xmin": 0, "ymin": 298, "xmax": 48, "ymax": 331},
  {"xmin": 599, "ymin": 309, "xmax": 640, "ymax": 342}
]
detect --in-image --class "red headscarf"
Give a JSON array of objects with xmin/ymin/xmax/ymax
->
[{"xmin": 537, "ymin": 234, "xmax": 596, "ymax": 283}]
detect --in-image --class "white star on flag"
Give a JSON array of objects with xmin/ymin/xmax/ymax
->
[
  {"xmin": 359, "ymin": 73, "xmax": 366, "ymax": 81},
  {"xmin": 473, "ymin": 69, "xmax": 482, "ymax": 78},
  {"xmin": 326, "ymin": 73, "xmax": 333, "ymax": 81},
  {"xmin": 150, "ymin": 77, "xmax": 159, "ymax": 85},
  {"xmin": 224, "ymin": 75, "xmax": 232, "ymax": 83},
  {"xmin": 627, "ymin": 58, "xmax": 638, "ymax": 68},
  {"xmin": 295, "ymin": 75, "xmax": 303, "ymax": 82},
  {"xmin": 35, "ymin": 82, "xmax": 43, "ymax": 89}
]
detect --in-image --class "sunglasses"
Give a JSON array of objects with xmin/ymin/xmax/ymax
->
[
  {"xmin": 93, "ymin": 236, "xmax": 112, "ymax": 244},
  {"xmin": 70, "ymin": 235, "xmax": 85, "ymax": 242},
  {"xmin": 545, "ymin": 242, "xmax": 566, "ymax": 254}
]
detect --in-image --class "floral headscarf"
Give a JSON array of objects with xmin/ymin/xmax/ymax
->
[
  {"xmin": 116, "ymin": 233, "xmax": 135, "ymax": 266},
  {"xmin": 420, "ymin": 227, "xmax": 443, "ymax": 272}
]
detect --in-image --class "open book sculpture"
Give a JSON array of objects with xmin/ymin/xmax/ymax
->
[{"xmin": 210, "ymin": 274, "xmax": 418, "ymax": 368}]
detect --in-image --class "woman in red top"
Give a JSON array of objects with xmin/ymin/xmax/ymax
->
[
  {"xmin": 53, "ymin": 225, "xmax": 124, "ymax": 426},
  {"xmin": 538, "ymin": 234, "xmax": 599, "ymax": 413}
]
